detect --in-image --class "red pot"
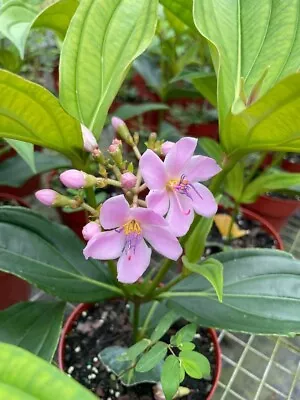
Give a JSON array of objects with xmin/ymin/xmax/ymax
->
[
  {"xmin": 187, "ymin": 123, "xmax": 219, "ymax": 141},
  {"xmin": 0, "ymin": 193, "xmax": 31, "ymax": 309},
  {"xmin": 0, "ymin": 175, "xmax": 40, "ymax": 197},
  {"xmin": 58, "ymin": 303, "xmax": 222, "ymax": 400},
  {"xmin": 281, "ymin": 159, "xmax": 300, "ymax": 173},
  {"xmin": 132, "ymin": 74, "xmax": 160, "ymax": 102},
  {"xmin": 244, "ymin": 195, "xmax": 299, "ymax": 233},
  {"xmin": 239, "ymin": 207, "xmax": 284, "ymax": 249}
]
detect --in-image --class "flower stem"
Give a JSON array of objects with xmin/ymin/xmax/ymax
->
[
  {"xmin": 244, "ymin": 152, "xmax": 266, "ymax": 187},
  {"xmin": 138, "ymin": 301, "xmax": 159, "ymax": 340},
  {"xmin": 84, "ymin": 187, "xmax": 97, "ymax": 208},
  {"xmin": 145, "ymin": 259, "xmax": 173, "ymax": 298},
  {"xmin": 154, "ymin": 272, "xmax": 187, "ymax": 296},
  {"xmin": 81, "ymin": 202, "xmax": 98, "ymax": 216},
  {"xmin": 133, "ymin": 301, "xmax": 141, "ymax": 343}
]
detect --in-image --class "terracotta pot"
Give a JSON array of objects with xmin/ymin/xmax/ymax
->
[
  {"xmin": 244, "ymin": 195, "xmax": 299, "ymax": 232},
  {"xmin": 58, "ymin": 303, "xmax": 222, "ymax": 400},
  {"xmin": 281, "ymin": 159, "xmax": 300, "ymax": 173},
  {"xmin": 0, "ymin": 175, "xmax": 40, "ymax": 197},
  {"xmin": 187, "ymin": 122, "xmax": 219, "ymax": 141},
  {"xmin": 0, "ymin": 193, "xmax": 31, "ymax": 309},
  {"xmin": 239, "ymin": 207, "xmax": 284, "ymax": 249},
  {"xmin": 47, "ymin": 171, "xmax": 87, "ymax": 239}
]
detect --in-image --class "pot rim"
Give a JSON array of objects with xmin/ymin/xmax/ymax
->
[
  {"xmin": 0, "ymin": 193, "xmax": 30, "ymax": 208},
  {"xmin": 58, "ymin": 302, "xmax": 222, "ymax": 400}
]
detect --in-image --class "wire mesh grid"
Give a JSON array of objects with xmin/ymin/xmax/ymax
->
[{"xmin": 214, "ymin": 213, "xmax": 300, "ymax": 400}]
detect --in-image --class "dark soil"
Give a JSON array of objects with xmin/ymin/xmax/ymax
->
[
  {"xmin": 204, "ymin": 212, "xmax": 277, "ymax": 257},
  {"xmin": 285, "ymin": 153, "xmax": 300, "ymax": 164},
  {"xmin": 266, "ymin": 191, "xmax": 300, "ymax": 201},
  {"xmin": 64, "ymin": 300, "xmax": 217, "ymax": 400}
]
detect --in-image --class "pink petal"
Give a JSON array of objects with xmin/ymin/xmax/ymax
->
[
  {"xmin": 191, "ymin": 182, "xmax": 218, "ymax": 217},
  {"xmin": 83, "ymin": 230, "xmax": 125, "ymax": 260},
  {"xmin": 100, "ymin": 195, "xmax": 130, "ymax": 229},
  {"xmin": 165, "ymin": 137, "xmax": 197, "ymax": 178},
  {"xmin": 130, "ymin": 207, "xmax": 168, "ymax": 228},
  {"xmin": 184, "ymin": 156, "xmax": 222, "ymax": 182},
  {"xmin": 143, "ymin": 225, "xmax": 182, "ymax": 261},
  {"xmin": 117, "ymin": 239, "xmax": 151, "ymax": 283},
  {"xmin": 140, "ymin": 150, "xmax": 167, "ymax": 190},
  {"xmin": 146, "ymin": 190, "xmax": 170, "ymax": 216},
  {"xmin": 166, "ymin": 193, "xmax": 194, "ymax": 237}
]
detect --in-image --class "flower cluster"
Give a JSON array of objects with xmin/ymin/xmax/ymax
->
[{"xmin": 36, "ymin": 121, "xmax": 221, "ymax": 284}]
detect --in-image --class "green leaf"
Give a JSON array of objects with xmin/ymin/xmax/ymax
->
[
  {"xmin": 0, "ymin": 48, "xmax": 22, "ymax": 72},
  {"xmin": 111, "ymin": 103, "xmax": 169, "ymax": 121},
  {"xmin": 33, "ymin": 0, "xmax": 79, "ymax": 40},
  {"xmin": 119, "ymin": 339, "xmax": 151, "ymax": 361},
  {"xmin": 0, "ymin": 207, "xmax": 121, "ymax": 302},
  {"xmin": 150, "ymin": 310, "xmax": 178, "ymax": 342},
  {"xmin": 99, "ymin": 346, "xmax": 161, "ymax": 386},
  {"xmin": 179, "ymin": 350, "xmax": 210, "ymax": 379},
  {"xmin": 224, "ymin": 162, "xmax": 244, "ymax": 201},
  {"xmin": 4, "ymin": 139, "xmax": 35, "ymax": 173},
  {"xmin": 174, "ymin": 323, "xmax": 197, "ymax": 346},
  {"xmin": 0, "ymin": 301, "xmax": 65, "ymax": 361},
  {"xmin": 184, "ymin": 215, "xmax": 214, "ymax": 262},
  {"xmin": 198, "ymin": 137, "xmax": 223, "ymax": 164},
  {"xmin": 193, "ymin": 74, "xmax": 217, "ymax": 108},
  {"xmin": 0, "ymin": 343, "xmax": 97, "ymax": 400},
  {"xmin": 159, "ymin": 0, "xmax": 195, "ymax": 31},
  {"xmin": 0, "ymin": 152, "xmax": 70, "ymax": 188},
  {"xmin": 241, "ymin": 169, "xmax": 300, "ymax": 203},
  {"xmin": 179, "ymin": 342, "xmax": 195, "ymax": 351},
  {"xmin": 222, "ymin": 74, "xmax": 300, "ymax": 154},
  {"xmin": 136, "ymin": 341, "xmax": 168, "ymax": 373},
  {"xmin": 0, "ymin": 71, "xmax": 84, "ymax": 167},
  {"xmin": 161, "ymin": 249, "xmax": 300, "ymax": 335},
  {"xmin": 161, "ymin": 355, "xmax": 180, "ymax": 400},
  {"xmin": 60, "ymin": 0, "xmax": 158, "ymax": 136},
  {"xmin": 194, "ymin": 0, "xmax": 300, "ymax": 126}
]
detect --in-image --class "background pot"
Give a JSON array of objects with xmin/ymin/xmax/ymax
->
[
  {"xmin": 58, "ymin": 302, "xmax": 222, "ymax": 400},
  {"xmin": 187, "ymin": 122, "xmax": 219, "ymax": 141},
  {"xmin": 244, "ymin": 196, "xmax": 299, "ymax": 232},
  {"xmin": 0, "ymin": 193, "xmax": 31, "ymax": 309},
  {"xmin": 281, "ymin": 158, "xmax": 300, "ymax": 173}
]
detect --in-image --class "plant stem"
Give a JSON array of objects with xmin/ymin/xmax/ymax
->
[
  {"xmin": 145, "ymin": 259, "xmax": 173, "ymax": 298},
  {"xmin": 138, "ymin": 301, "xmax": 159, "ymax": 340},
  {"xmin": 81, "ymin": 202, "xmax": 98, "ymax": 216},
  {"xmin": 209, "ymin": 155, "xmax": 242, "ymax": 196},
  {"xmin": 244, "ymin": 152, "xmax": 266, "ymax": 187},
  {"xmin": 133, "ymin": 301, "xmax": 141, "ymax": 343},
  {"xmin": 107, "ymin": 259, "xmax": 118, "ymax": 280},
  {"xmin": 154, "ymin": 272, "xmax": 186, "ymax": 296},
  {"xmin": 84, "ymin": 187, "xmax": 97, "ymax": 208},
  {"xmin": 227, "ymin": 201, "xmax": 240, "ymax": 241}
]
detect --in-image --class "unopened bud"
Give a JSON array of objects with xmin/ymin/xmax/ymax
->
[
  {"xmin": 111, "ymin": 116, "xmax": 134, "ymax": 146},
  {"xmin": 92, "ymin": 148, "xmax": 105, "ymax": 164},
  {"xmin": 81, "ymin": 124, "xmax": 98, "ymax": 153},
  {"xmin": 35, "ymin": 189, "xmax": 77, "ymax": 208},
  {"xmin": 60, "ymin": 169, "xmax": 97, "ymax": 189},
  {"xmin": 161, "ymin": 141, "xmax": 175, "ymax": 155},
  {"xmin": 82, "ymin": 221, "xmax": 101, "ymax": 241},
  {"xmin": 121, "ymin": 172, "xmax": 137, "ymax": 190},
  {"xmin": 108, "ymin": 140, "xmax": 123, "ymax": 167},
  {"xmin": 147, "ymin": 132, "xmax": 157, "ymax": 150}
]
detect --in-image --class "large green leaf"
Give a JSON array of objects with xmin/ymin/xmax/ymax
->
[
  {"xmin": 60, "ymin": 0, "xmax": 158, "ymax": 136},
  {"xmin": 222, "ymin": 74, "xmax": 300, "ymax": 154},
  {"xmin": 194, "ymin": 0, "xmax": 300, "ymax": 126},
  {"xmin": 0, "ymin": 152, "xmax": 70, "ymax": 187},
  {"xmin": 4, "ymin": 139, "xmax": 35, "ymax": 172},
  {"xmin": 0, "ymin": 301, "xmax": 65, "ymax": 361},
  {"xmin": 159, "ymin": 0, "xmax": 195, "ymax": 31},
  {"xmin": 0, "ymin": 0, "xmax": 77, "ymax": 57},
  {"xmin": 0, "ymin": 207, "xmax": 122, "ymax": 302},
  {"xmin": 0, "ymin": 71, "xmax": 84, "ymax": 168},
  {"xmin": 241, "ymin": 169, "xmax": 300, "ymax": 203},
  {"xmin": 160, "ymin": 249, "xmax": 300, "ymax": 334},
  {"xmin": 0, "ymin": 343, "xmax": 97, "ymax": 400}
]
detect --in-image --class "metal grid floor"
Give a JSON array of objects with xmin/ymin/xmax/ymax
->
[{"xmin": 214, "ymin": 213, "xmax": 300, "ymax": 400}]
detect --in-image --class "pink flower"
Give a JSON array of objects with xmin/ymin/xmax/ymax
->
[
  {"xmin": 35, "ymin": 189, "xmax": 58, "ymax": 206},
  {"xmin": 140, "ymin": 137, "xmax": 221, "ymax": 237},
  {"xmin": 161, "ymin": 141, "xmax": 175, "ymax": 156},
  {"xmin": 83, "ymin": 195, "xmax": 182, "ymax": 284},
  {"xmin": 82, "ymin": 222, "xmax": 101, "ymax": 241},
  {"xmin": 81, "ymin": 124, "xmax": 98, "ymax": 153},
  {"xmin": 121, "ymin": 172, "xmax": 137, "ymax": 190}
]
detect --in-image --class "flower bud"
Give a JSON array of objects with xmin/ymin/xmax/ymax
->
[
  {"xmin": 108, "ymin": 139, "xmax": 123, "ymax": 167},
  {"xmin": 82, "ymin": 221, "xmax": 100, "ymax": 241},
  {"xmin": 111, "ymin": 116, "xmax": 134, "ymax": 146},
  {"xmin": 35, "ymin": 189, "xmax": 58, "ymax": 206},
  {"xmin": 161, "ymin": 141, "xmax": 175, "ymax": 155},
  {"xmin": 81, "ymin": 124, "xmax": 98, "ymax": 153},
  {"xmin": 121, "ymin": 172, "xmax": 137, "ymax": 190},
  {"xmin": 60, "ymin": 169, "xmax": 97, "ymax": 189}
]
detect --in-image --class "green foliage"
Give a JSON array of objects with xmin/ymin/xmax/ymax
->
[
  {"xmin": 171, "ymin": 323, "xmax": 197, "ymax": 346},
  {"xmin": 161, "ymin": 249, "xmax": 300, "ymax": 334},
  {"xmin": 159, "ymin": 0, "xmax": 195, "ymax": 31},
  {"xmin": 194, "ymin": 0, "xmax": 300, "ymax": 126},
  {"xmin": 0, "ymin": 48, "xmax": 22, "ymax": 72},
  {"xmin": 0, "ymin": 207, "xmax": 121, "ymax": 302},
  {"xmin": 135, "ymin": 342, "xmax": 168, "ymax": 372},
  {"xmin": 60, "ymin": 0, "xmax": 158, "ymax": 136},
  {"xmin": 0, "ymin": 71, "xmax": 84, "ymax": 167},
  {"xmin": 192, "ymin": 73, "xmax": 217, "ymax": 108},
  {"xmin": 111, "ymin": 103, "xmax": 169, "ymax": 121},
  {"xmin": 4, "ymin": 139, "xmax": 35, "ymax": 172},
  {"xmin": 179, "ymin": 350, "xmax": 210, "ymax": 379},
  {"xmin": 0, "ymin": 343, "xmax": 97, "ymax": 399},
  {"xmin": 224, "ymin": 162, "xmax": 244, "ymax": 201},
  {"xmin": 183, "ymin": 257, "xmax": 223, "ymax": 302},
  {"xmin": 150, "ymin": 310, "xmax": 178, "ymax": 342},
  {"xmin": 184, "ymin": 214, "xmax": 214, "ymax": 262},
  {"xmin": 198, "ymin": 137, "xmax": 223, "ymax": 164},
  {"xmin": 161, "ymin": 355, "xmax": 181, "ymax": 400},
  {"xmin": 0, "ymin": 302, "xmax": 65, "ymax": 361}
]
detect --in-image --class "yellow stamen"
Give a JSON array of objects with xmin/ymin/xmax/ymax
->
[
  {"xmin": 167, "ymin": 179, "xmax": 178, "ymax": 191},
  {"xmin": 123, "ymin": 220, "xmax": 142, "ymax": 235}
]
